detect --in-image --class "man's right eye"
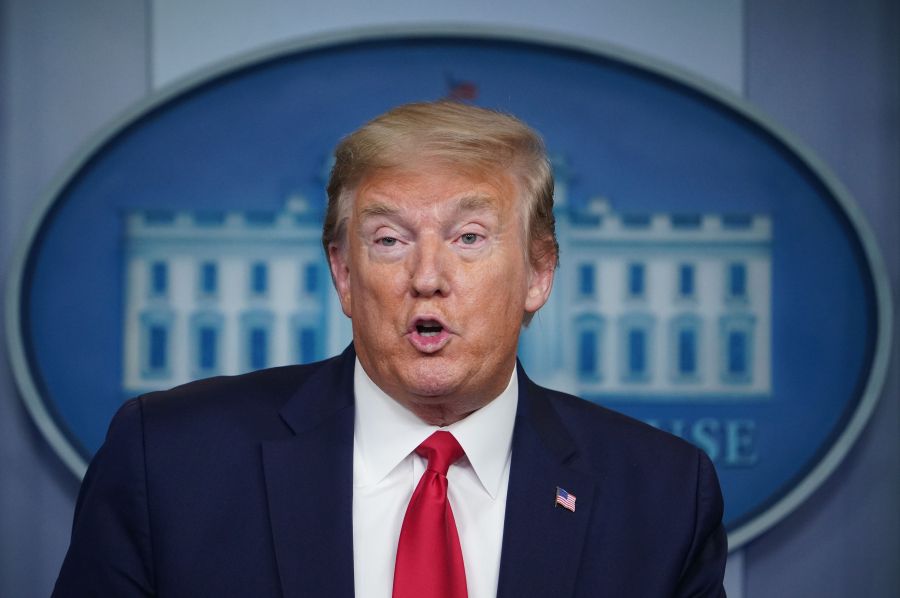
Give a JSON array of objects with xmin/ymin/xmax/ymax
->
[{"xmin": 377, "ymin": 237, "xmax": 398, "ymax": 246}]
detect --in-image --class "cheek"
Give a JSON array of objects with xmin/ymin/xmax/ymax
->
[
  {"xmin": 460, "ymin": 262, "xmax": 527, "ymax": 318},
  {"xmin": 352, "ymin": 264, "xmax": 408, "ymax": 314}
]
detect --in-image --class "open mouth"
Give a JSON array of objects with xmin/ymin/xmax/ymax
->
[
  {"xmin": 407, "ymin": 316, "xmax": 452, "ymax": 353},
  {"xmin": 415, "ymin": 320, "xmax": 444, "ymax": 337}
]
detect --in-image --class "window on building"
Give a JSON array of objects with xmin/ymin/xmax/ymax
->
[
  {"xmin": 241, "ymin": 311, "xmax": 273, "ymax": 372},
  {"xmin": 191, "ymin": 312, "xmax": 223, "ymax": 375},
  {"xmin": 678, "ymin": 264, "xmax": 695, "ymax": 298},
  {"xmin": 299, "ymin": 328, "xmax": 318, "ymax": 363},
  {"xmin": 200, "ymin": 262, "xmax": 218, "ymax": 295},
  {"xmin": 628, "ymin": 263, "xmax": 645, "ymax": 298},
  {"xmin": 578, "ymin": 263, "xmax": 595, "ymax": 297},
  {"xmin": 249, "ymin": 327, "xmax": 268, "ymax": 370},
  {"xmin": 304, "ymin": 263, "xmax": 320, "ymax": 294},
  {"xmin": 578, "ymin": 330, "xmax": 597, "ymax": 377},
  {"xmin": 672, "ymin": 214, "xmax": 702, "ymax": 229},
  {"xmin": 669, "ymin": 315, "xmax": 701, "ymax": 382},
  {"xmin": 728, "ymin": 262, "xmax": 747, "ymax": 298},
  {"xmin": 719, "ymin": 314, "xmax": 754, "ymax": 384},
  {"xmin": 628, "ymin": 329, "xmax": 647, "ymax": 376},
  {"xmin": 194, "ymin": 211, "xmax": 226, "ymax": 226},
  {"xmin": 622, "ymin": 214, "xmax": 651, "ymax": 228},
  {"xmin": 141, "ymin": 310, "xmax": 173, "ymax": 378},
  {"xmin": 722, "ymin": 214, "xmax": 753, "ymax": 229},
  {"xmin": 619, "ymin": 313, "xmax": 653, "ymax": 383},
  {"xmin": 292, "ymin": 314, "xmax": 325, "ymax": 364},
  {"xmin": 198, "ymin": 326, "xmax": 218, "ymax": 370},
  {"xmin": 149, "ymin": 325, "xmax": 168, "ymax": 371},
  {"xmin": 728, "ymin": 331, "xmax": 747, "ymax": 376},
  {"xmin": 150, "ymin": 261, "xmax": 168, "ymax": 296},
  {"xmin": 678, "ymin": 329, "xmax": 697, "ymax": 376},
  {"xmin": 575, "ymin": 315, "xmax": 604, "ymax": 381},
  {"xmin": 250, "ymin": 262, "xmax": 268, "ymax": 295},
  {"xmin": 246, "ymin": 211, "xmax": 277, "ymax": 226}
]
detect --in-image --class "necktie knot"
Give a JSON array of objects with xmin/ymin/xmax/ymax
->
[{"xmin": 415, "ymin": 431, "xmax": 464, "ymax": 476}]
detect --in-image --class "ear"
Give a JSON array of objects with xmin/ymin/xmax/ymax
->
[
  {"xmin": 524, "ymin": 251, "xmax": 555, "ymax": 314},
  {"xmin": 328, "ymin": 243, "xmax": 352, "ymax": 318}
]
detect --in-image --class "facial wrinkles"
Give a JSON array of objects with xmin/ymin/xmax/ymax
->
[
  {"xmin": 370, "ymin": 187, "xmax": 500, "ymax": 303},
  {"xmin": 359, "ymin": 195, "xmax": 503, "ymax": 251},
  {"xmin": 351, "ymin": 179, "xmax": 527, "ymax": 308},
  {"xmin": 341, "ymin": 166, "xmax": 536, "ymax": 420},
  {"xmin": 349, "ymin": 162, "xmax": 523, "ymax": 238}
]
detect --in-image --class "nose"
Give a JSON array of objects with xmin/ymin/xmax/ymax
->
[{"xmin": 409, "ymin": 235, "xmax": 449, "ymax": 298}]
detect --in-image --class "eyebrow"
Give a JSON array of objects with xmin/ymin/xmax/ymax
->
[
  {"xmin": 357, "ymin": 195, "xmax": 499, "ymax": 222},
  {"xmin": 358, "ymin": 202, "xmax": 400, "ymax": 220},
  {"xmin": 455, "ymin": 195, "xmax": 498, "ymax": 215}
]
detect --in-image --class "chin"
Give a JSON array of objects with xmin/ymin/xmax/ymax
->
[{"xmin": 399, "ymin": 359, "xmax": 466, "ymax": 399}]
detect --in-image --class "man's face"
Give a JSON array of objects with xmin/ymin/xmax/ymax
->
[{"xmin": 328, "ymin": 162, "xmax": 554, "ymax": 424}]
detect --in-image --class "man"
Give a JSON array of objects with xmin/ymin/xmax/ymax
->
[{"xmin": 54, "ymin": 101, "xmax": 727, "ymax": 597}]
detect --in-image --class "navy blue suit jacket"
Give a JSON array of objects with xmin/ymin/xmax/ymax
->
[{"xmin": 54, "ymin": 345, "xmax": 727, "ymax": 597}]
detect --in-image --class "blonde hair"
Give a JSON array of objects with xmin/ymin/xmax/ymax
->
[{"xmin": 323, "ymin": 101, "xmax": 558, "ymax": 269}]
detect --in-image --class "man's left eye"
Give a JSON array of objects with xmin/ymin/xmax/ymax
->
[{"xmin": 459, "ymin": 233, "xmax": 480, "ymax": 245}]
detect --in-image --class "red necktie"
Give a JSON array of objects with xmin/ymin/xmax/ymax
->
[{"xmin": 393, "ymin": 431, "xmax": 467, "ymax": 598}]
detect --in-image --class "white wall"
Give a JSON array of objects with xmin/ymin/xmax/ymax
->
[
  {"xmin": 1, "ymin": 2, "xmax": 150, "ymax": 595},
  {"xmin": 743, "ymin": 1, "xmax": 899, "ymax": 594},
  {"xmin": 151, "ymin": 0, "xmax": 743, "ymax": 91}
]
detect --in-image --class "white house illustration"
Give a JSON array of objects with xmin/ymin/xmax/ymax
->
[
  {"xmin": 122, "ymin": 165, "xmax": 771, "ymax": 402},
  {"xmin": 121, "ymin": 195, "xmax": 351, "ymax": 396},
  {"xmin": 519, "ymin": 170, "xmax": 772, "ymax": 400}
]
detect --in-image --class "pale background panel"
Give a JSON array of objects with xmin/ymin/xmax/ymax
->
[
  {"xmin": 0, "ymin": 1, "xmax": 897, "ymax": 597},
  {"xmin": 151, "ymin": 0, "xmax": 744, "ymax": 92},
  {"xmin": 0, "ymin": 1, "xmax": 150, "ymax": 596},
  {"xmin": 743, "ymin": 0, "xmax": 899, "ymax": 595}
]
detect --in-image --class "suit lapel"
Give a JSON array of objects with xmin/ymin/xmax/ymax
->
[
  {"xmin": 260, "ymin": 350, "xmax": 595, "ymax": 597},
  {"xmin": 262, "ymin": 347, "xmax": 356, "ymax": 598},
  {"xmin": 496, "ymin": 369, "xmax": 596, "ymax": 598}
]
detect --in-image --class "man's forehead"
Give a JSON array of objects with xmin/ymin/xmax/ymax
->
[{"xmin": 352, "ymin": 165, "xmax": 518, "ymax": 216}]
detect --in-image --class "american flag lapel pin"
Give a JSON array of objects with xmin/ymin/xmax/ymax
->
[{"xmin": 555, "ymin": 486, "xmax": 576, "ymax": 512}]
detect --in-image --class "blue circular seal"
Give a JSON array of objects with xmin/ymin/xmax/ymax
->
[{"xmin": 5, "ymin": 28, "xmax": 892, "ymax": 550}]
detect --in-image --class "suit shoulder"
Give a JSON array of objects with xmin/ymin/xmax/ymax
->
[
  {"xmin": 134, "ymin": 357, "xmax": 335, "ymax": 438},
  {"xmin": 141, "ymin": 363, "xmax": 310, "ymax": 411},
  {"xmin": 541, "ymin": 386, "xmax": 701, "ymax": 465}
]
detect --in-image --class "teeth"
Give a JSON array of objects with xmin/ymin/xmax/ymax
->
[{"xmin": 416, "ymin": 322, "xmax": 442, "ymax": 337}]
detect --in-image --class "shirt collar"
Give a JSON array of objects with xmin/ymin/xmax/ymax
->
[{"xmin": 353, "ymin": 357, "xmax": 518, "ymax": 499}]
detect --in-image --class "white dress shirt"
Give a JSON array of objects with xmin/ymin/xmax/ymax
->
[{"xmin": 352, "ymin": 358, "xmax": 518, "ymax": 598}]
